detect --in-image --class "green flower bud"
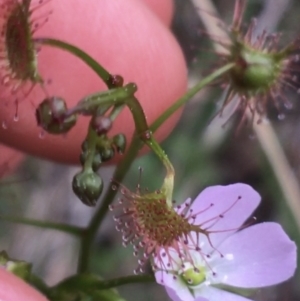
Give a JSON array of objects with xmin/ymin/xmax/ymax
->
[
  {"xmin": 36, "ymin": 97, "xmax": 77, "ymax": 134},
  {"xmin": 72, "ymin": 171, "xmax": 103, "ymax": 206},
  {"xmin": 101, "ymin": 147, "xmax": 115, "ymax": 162},
  {"xmin": 91, "ymin": 153, "xmax": 102, "ymax": 171},
  {"xmin": 113, "ymin": 134, "xmax": 126, "ymax": 154},
  {"xmin": 112, "ymin": 134, "xmax": 126, "ymax": 154}
]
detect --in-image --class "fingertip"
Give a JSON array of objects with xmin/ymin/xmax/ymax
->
[
  {"xmin": 0, "ymin": 0, "xmax": 187, "ymax": 164},
  {"xmin": 0, "ymin": 145, "xmax": 24, "ymax": 178},
  {"xmin": 0, "ymin": 269, "xmax": 48, "ymax": 301},
  {"xmin": 141, "ymin": 0, "xmax": 174, "ymax": 26}
]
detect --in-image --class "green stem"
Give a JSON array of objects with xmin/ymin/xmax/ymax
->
[
  {"xmin": 144, "ymin": 137, "xmax": 174, "ymax": 205},
  {"xmin": 76, "ymin": 87, "xmax": 148, "ymax": 135},
  {"xmin": 69, "ymin": 84, "xmax": 137, "ymax": 116},
  {"xmin": 0, "ymin": 215, "xmax": 83, "ymax": 237},
  {"xmin": 75, "ymin": 87, "xmax": 174, "ymax": 190},
  {"xmin": 78, "ymin": 138, "xmax": 141, "ymax": 273},
  {"xmin": 30, "ymin": 274, "xmax": 53, "ymax": 300},
  {"xmin": 77, "ymin": 95, "xmax": 175, "ymax": 272},
  {"xmin": 151, "ymin": 63, "xmax": 235, "ymax": 131},
  {"xmin": 35, "ymin": 38, "xmax": 114, "ymax": 88},
  {"xmin": 35, "ymin": 38, "xmax": 130, "ymax": 154},
  {"xmin": 54, "ymin": 274, "xmax": 154, "ymax": 292},
  {"xmin": 68, "ymin": 85, "xmax": 150, "ymax": 138},
  {"xmin": 83, "ymin": 125, "xmax": 98, "ymax": 172},
  {"xmin": 109, "ymin": 104, "xmax": 125, "ymax": 121},
  {"xmin": 78, "ymin": 63, "xmax": 234, "ymax": 273}
]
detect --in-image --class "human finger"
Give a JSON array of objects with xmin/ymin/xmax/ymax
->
[{"xmin": 0, "ymin": 0, "xmax": 187, "ymax": 164}]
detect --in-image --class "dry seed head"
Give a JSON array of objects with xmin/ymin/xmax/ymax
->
[{"xmin": 207, "ymin": 0, "xmax": 299, "ymax": 125}]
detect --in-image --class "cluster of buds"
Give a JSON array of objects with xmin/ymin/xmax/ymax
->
[
  {"xmin": 80, "ymin": 131, "xmax": 126, "ymax": 170},
  {"xmin": 34, "ymin": 69, "xmax": 137, "ymax": 206},
  {"xmin": 35, "ymin": 80, "xmax": 133, "ymax": 206},
  {"xmin": 73, "ymin": 117, "xmax": 126, "ymax": 207},
  {"xmin": 0, "ymin": 0, "xmax": 135, "ymax": 207}
]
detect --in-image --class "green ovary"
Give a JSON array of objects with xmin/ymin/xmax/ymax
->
[
  {"xmin": 181, "ymin": 266, "xmax": 206, "ymax": 286},
  {"xmin": 231, "ymin": 47, "xmax": 282, "ymax": 93}
]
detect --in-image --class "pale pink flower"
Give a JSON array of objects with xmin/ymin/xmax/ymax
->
[{"xmin": 155, "ymin": 184, "xmax": 297, "ymax": 301}]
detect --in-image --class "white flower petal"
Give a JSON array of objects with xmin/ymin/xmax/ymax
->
[
  {"xmin": 166, "ymin": 286, "xmax": 208, "ymax": 301},
  {"xmin": 194, "ymin": 286, "xmax": 254, "ymax": 301},
  {"xmin": 156, "ymin": 271, "xmax": 195, "ymax": 301}
]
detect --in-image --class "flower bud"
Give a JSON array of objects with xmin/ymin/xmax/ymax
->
[
  {"xmin": 36, "ymin": 97, "xmax": 77, "ymax": 134},
  {"xmin": 91, "ymin": 115, "xmax": 112, "ymax": 136},
  {"xmin": 91, "ymin": 153, "xmax": 102, "ymax": 171},
  {"xmin": 113, "ymin": 134, "xmax": 126, "ymax": 154},
  {"xmin": 72, "ymin": 171, "xmax": 103, "ymax": 206},
  {"xmin": 109, "ymin": 74, "xmax": 124, "ymax": 87},
  {"xmin": 100, "ymin": 147, "xmax": 115, "ymax": 162}
]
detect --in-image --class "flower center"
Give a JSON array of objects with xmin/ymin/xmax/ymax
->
[
  {"xmin": 230, "ymin": 43, "xmax": 282, "ymax": 93},
  {"xmin": 4, "ymin": 0, "xmax": 41, "ymax": 83},
  {"xmin": 181, "ymin": 266, "xmax": 206, "ymax": 286}
]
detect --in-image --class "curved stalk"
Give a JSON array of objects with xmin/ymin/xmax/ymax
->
[
  {"xmin": 78, "ymin": 63, "xmax": 233, "ymax": 273},
  {"xmin": 34, "ymin": 38, "xmax": 113, "ymax": 87},
  {"xmin": 54, "ymin": 274, "xmax": 154, "ymax": 292}
]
